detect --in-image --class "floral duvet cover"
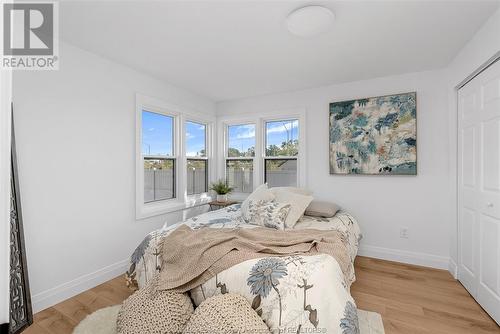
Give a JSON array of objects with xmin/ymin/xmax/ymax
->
[{"xmin": 126, "ymin": 204, "xmax": 362, "ymax": 333}]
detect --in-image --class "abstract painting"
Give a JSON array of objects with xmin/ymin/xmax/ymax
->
[{"xmin": 329, "ymin": 92, "xmax": 417, "ymax": 175}]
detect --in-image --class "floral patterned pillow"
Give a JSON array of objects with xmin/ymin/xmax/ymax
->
[{"xmin": 245, "ymin": 199, "xmax": 291, "ymax": 230}]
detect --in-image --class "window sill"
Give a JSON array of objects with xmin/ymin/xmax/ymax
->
[
  {"xmin": 228, "ymin": 193, "xmax": 250, "ymax": 202},
  {"xmin": 136, "ymin": 195, "xmax": 212, "ymax": 220}
]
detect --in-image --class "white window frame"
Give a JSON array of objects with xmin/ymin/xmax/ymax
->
[
  {"xmin": 142, "ymin": 112, "xmax": 177, "ymax": 204},
  {"xmin": 136, "ymin": 94, "xmax": 215, "ymax": 220},
  {"xmin": 185, "ymin": 119, "xmax": 209, "ymax": 196},
  {"xmin": 222, "ymin": 121, "xmax": 258, "ymax": 199},
  {"xmin": 263, "ymin": 118, "xmax": 300, "ymax": 187},
  {"xmin": 217, "ymin": 109, "xmax": 306, "ymax": 200}
]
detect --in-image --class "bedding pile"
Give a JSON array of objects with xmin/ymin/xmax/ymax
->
[
  {"xmin": 125, "ymin": 186, "xmax": 362, "ymax": 333},
  {"xmin": 159, "ymin": 224, "xmax": 351, "ymax": 292}
]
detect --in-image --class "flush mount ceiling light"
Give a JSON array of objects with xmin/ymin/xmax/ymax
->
[{"xmin": 286, "ymin": 5, "xmax": 335, "ymax": 37}]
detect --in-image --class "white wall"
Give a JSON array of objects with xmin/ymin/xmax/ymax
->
[
  {"xmin": 12, "ymin": 42, "xmax": 215, "ymax": 312},
  {"xmin": 217, "ymin": 70, "xmax": 451, "ymax": 269},
  {"xmin": 11, "ymin": 6, "xmax": 500, "ymax": 314},
  {"xmin": 0, "ymin": 69, "xmax": 12, "ymax": 324},
  {"xmin": 445, "ymin": 7, "xmax": 500, "ymax": 277}
]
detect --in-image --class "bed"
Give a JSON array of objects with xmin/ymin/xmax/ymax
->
[{"xmin": 126, "ymin": 204, "xmax": 362, "ymax": 334}]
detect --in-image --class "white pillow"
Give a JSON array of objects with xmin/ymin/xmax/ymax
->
[
  {"xmin": 241, "ymin": 184, "xmax": 275, "ymax": 221},
  {"xmin": 270, "ymin": 187, "xmax": 313, "ymax": 196},
  {"xmin": 272, "ymin": 189, "xmax": 313, "ymax": 228},
  {"xmin": 245, "ymin": 199, "xmax": 291, "ymax": 230}
]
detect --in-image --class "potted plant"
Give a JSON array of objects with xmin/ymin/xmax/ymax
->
[{"xmin": 209, "ymin": 180, "xmax": 234, "ymax": 202}]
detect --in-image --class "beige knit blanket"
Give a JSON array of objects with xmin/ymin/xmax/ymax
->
[{"xmin": 158, "ymin": 225, "xmax": 351, "ymax": 292}]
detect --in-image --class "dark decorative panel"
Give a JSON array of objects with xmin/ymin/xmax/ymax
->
[{"xmin": 9, "ymin": 107, "xmax": 32, "ymax": 333}]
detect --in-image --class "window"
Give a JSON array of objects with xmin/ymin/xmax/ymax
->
[
  {"xmin": 225, "ymin": 124, "xmax": 255, "ymax": 193},
  {"xmin": 136, "ymin": 94, "xmax": 215, "ymax": 219},
  {"xmin": 186, "ymin": 121, "xmax": 207, "ymax": 195},
  {"xmin": 220, "ymin": 114, "xmax": 304, "ymax": 197},
  {"xmin": 142, "ymin": 111, "xmax": 175, "ymax": 202},
  {"xmin": 264, "ymin": 119, "xmax": 299, "ymax": 187}
]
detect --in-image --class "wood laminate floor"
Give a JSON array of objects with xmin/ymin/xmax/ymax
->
[{"xmin": 23, "ymin": 256, "xmax": 500, "ymax": 334}]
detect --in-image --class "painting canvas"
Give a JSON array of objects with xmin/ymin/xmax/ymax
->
[{"xmin": 329, "ymin": 92, "xmax": 417, "ymax": 175}]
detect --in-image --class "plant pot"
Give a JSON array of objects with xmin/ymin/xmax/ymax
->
[{"xmin": 216, "ymin": 194, "xmax": 228, "ymax": 202}]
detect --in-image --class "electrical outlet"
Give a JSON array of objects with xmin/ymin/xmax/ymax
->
[{"xmin": 400, "ymin": 227, "xmax": 409, "ymax": 239}]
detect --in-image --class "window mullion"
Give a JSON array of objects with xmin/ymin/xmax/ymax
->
[{"xmin": 263, "ymin": 156, "xmax": 297, "ymax": 160}]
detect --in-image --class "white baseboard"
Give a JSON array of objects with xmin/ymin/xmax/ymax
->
[
  {"xmin": 358, "ymin": 245, "xmax": 450, "ymax": 270},
  {"xmin": 448, "ymin": 258, "xmax": 458, "ymax": 279},
  {"xmin": 31, "ymin": 259, "xmax": 129, "ymax": 313}
]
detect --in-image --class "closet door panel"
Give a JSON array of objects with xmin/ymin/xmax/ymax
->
[
  {"xmin": 482, "ymin": 119, "xmax": 499, "ymax": 192},
  {"xmin": 461, "ymin": 208, "xmax": 476, "ymax": 275},
  {"xmin": 479, "ymin": 214, "xmax": 499, "ymax": 294},
  {"xmin": 462, "ymin": 127, "xmax": 476, "ymax": 188},
  {"xmin": 458, "ymin": 59, "xmax": 500, "ymax": 325},
  {"xmin": 478, "ymin": 213, "xmax": 500, "ymax": 324}
]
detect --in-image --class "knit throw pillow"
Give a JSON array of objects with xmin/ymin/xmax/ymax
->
[
  {"xmin": 117, "ymin": 275, "xmax": 194, "ymax": 334},
  {"xmin": 183, "ymin": 293, "xmax": 270, "ymax": 334}
]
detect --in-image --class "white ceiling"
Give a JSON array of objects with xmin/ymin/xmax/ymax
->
[{"xmin": 60, "ymin": 1, "xmax": 499, "ymax": 102}]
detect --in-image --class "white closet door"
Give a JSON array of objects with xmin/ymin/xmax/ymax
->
[{"xmin": 458, "ymin": 59, "xmax": 500, "ymax": 325}]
